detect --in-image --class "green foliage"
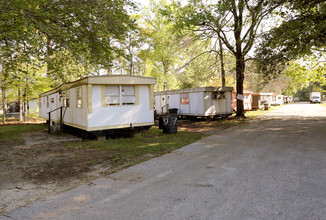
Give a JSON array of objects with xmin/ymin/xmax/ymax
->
[
  {"xmin": 46, "ymin": 49, "xmax": 89, "ymax": 85},
  {"xmin": 0, "ymin": 0, "xmax": 137, "ymax": 118},
  {"xmin": 168, "ymin": 0, "xmax": 285, "ymax": 117},
  {"xmin": 141, "ymin": 0, "xmax": 187, "ymax": 90},
  {"xmin": 256, "ymin": 0, "xmax": 326, "ymax": 76},
  {"xmin": 0, "ymin": 0, "xmax": 137, "ymax": 74}
]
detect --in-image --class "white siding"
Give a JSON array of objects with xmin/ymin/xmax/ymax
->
[
  {"xmin": 39, "ymin": 96, "xmax": 48, "ymax": 119},
  {"xmin": 168, "ymin": 94, "xmax": 180, "ymax": 109},
  {"xmin": 88, "ymin": 85, "xmax": 153, "ymax": 129},
  {"xmin": 154, "ymin": 89, "xmax": 233, "ymax": 117},
  {"xmin": 189, "ymin": 92, "xmax": 204, "ymax": 115},
  {"xmin": 155, "ymin": 96, "xmax": 162, "ymax": 114},
  {"xmin": 61, "ymin": 85, "xmax": 87, "ymax": 127}
]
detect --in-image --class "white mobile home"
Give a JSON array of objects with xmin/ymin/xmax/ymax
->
[
  {"xmin": 154, "ymin": 87, "xmax": 233, "ymax": 118},
  {"xmin": 270, "ymin": 93, "xmax": 278, "ymax": 106},
  {"xmin": 276, "ymin": 94, "xmax": 284, "ymax": 105},
  {"xmin": 39, "ymin": 75, "xmax": 156, "ymax": 137},
  {"xmin": 252, "ymin": 93, "xmax": 272, "ymax": 109}
]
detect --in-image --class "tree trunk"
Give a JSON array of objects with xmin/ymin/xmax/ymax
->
[
  {"xmin": 23, "ymin": 87, "xmax": 27, "ymax": 121},
  {"xmin": 235, "ymin": 54, "xmax": 245, "ymax": 117},
  {"xmin": 2, "ymin": 87, "xmax": 7, "ymax": 124},
  {"xmin": 219, "ymin": 38, "xmax": 226, "ymax": 87},
  {"xmin": 162, "ymin": 60, "xmax": 169, "ymax": 91},
  {"xmin": 129, "ymin": 54, "xmax": 133, "ymax": 75},
  {"xmin": 18, "ymin": 86, "xmax": 23, "ymax": 122}
]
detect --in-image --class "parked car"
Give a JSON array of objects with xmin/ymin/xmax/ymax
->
[{"xmin": 294, "ymin": 97, "xmax": 300, "ymax": 102}]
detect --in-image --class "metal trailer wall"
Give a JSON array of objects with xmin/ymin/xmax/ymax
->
[
  {"xmin": 155, "ymin": 87, "xmax": 233, "ymax": 117},
  {"xmin": 39, "ymin": 76, "xmax": 156, "ymax": 133}
]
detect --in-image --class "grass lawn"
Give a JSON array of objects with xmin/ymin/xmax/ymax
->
[
  {"xmin": 0, "ymin": 124, "xmax": 47, "ymax": 143},
  {"xmin": 1, "ymin": 124, "xmax": 207, "ymax": 182},
  {"xmin": 64, "ymin": 127, "xmax": 207, "ymax": 171}
]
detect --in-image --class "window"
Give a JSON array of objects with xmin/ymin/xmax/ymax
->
[
  {"xmin": 51, "ymin": 98, "xmax": 54, "ymax": 103},
  {"xmin": 180, "ymin": 93, "xmax": 189, "ymax": 104},
  {"xmin": 105, "ymin": 85, "xmax": 136, "ymax": 106},
  {"xmin": 63, "ymin": 90, "xmax": 70, "ymax": 108},
  {"xmin": 105, "ymin": 85, "xmax": 120, "ymax": 105},
  {"xmin": 122, "ymin": 86, "xmax": 135, "ymax": 105},
  {"xmin": 76, "ymin": 87, "xmax": 82, "ymax": 108},
  {"xmin": 213, "ymin": 92, "xmax": 225, "ymax": 100},
  {"xmin": 272, "ymin": 96, "xmax": 276, "ymax": 101},
  {"xmin": 46, "ymin": 96, "xmax": 49, "ymax": 108}
]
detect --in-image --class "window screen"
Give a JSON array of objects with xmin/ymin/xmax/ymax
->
[
  {"xmin": 105, "ymin": 85, "xmax": 120, "ymax": 105},
  {"xmin": 76, "ymin": 87, "xmax": 82, "ymax": 108},
  {"xmin": 122, "ymin": 86, "xmax": 135, "ymax": 105}
]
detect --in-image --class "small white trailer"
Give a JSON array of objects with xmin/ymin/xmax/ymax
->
[
  {"xmin": 39, "ymin": 75, "xmax": 156, "ymax": 138},
  {"xmin": 270, "ymin": 94, "xmax": 284, "ymax": 106},
  {"xmin": 252, "ymin": 93, "xmax": 272, "ymax": 109},
  {"xmin": 154, "ymin": 87, "xmax": 233, "ymax": 118},
  {"xmin": 276, "ymin": 94, "xmax": 284, "ymax": 105},
  {"xmin": 310, "ymin": 92, "xmax": 321, "ymax": 103}
]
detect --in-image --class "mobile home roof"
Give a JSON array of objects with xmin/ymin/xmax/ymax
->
[
  {"xmin": 155, "ymin": 86, "xmax": 233, "ymax": 95},
  {"xmin": 40, "ymin": 75, "xmax": 156, "ymax": 96}
]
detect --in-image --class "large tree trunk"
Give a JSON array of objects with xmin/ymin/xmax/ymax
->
[
  {"xmin": 219, "ymin": 38, "xmax": 226, "ymax": 87},
  {"xmin": 235, "ymin": 54, "xmax": 245, "ymax": 117}
]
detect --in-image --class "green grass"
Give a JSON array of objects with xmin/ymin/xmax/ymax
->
[
  {"xmin": 64, "ymin": 127, "xmax": 207, "ymax": 170},
  {"xmin": 0, "ymin": 124, "xmax": 47, "ymax": 142}
]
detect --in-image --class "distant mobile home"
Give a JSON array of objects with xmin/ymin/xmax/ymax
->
[
  {"xmin": 232, "ymin": 90, "xmax": 253, "ymax": 111},
  {"xmin": 39, "ymin": 75, "xmax": 156, "ymax": 137},
  {"xmin": 154, "ymin": 87, "xmax": 233, "ymax": 118},
  {"xmin": 276, "ymin": 94, "xmax": 284, "ymax": 105},
  {"xmin": 270, "ymin": 93, "xmax": 277, "ymax": 106},
  {"xmin": 252, "ymin": 93, "xmax": 272, "ymax": 109}
]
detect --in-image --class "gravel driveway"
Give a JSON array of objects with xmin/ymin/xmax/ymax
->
[{"xmin": 2, "ymin": 103, "xmax": 326, "ymax": 220}]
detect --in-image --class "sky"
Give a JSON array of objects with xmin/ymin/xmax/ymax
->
[{"xmin": 135, "ymin": 0, "xmax": 150, "ymax": 6}]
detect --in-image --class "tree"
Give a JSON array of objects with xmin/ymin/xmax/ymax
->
[
  {"xmin": 168, "ymin": 0, "xmax": 284, "ymax": 117},
  {"xmin": 256, "ymin": 0, "xmax": 326, "ymax": 82},
  {"xmin": 258, "ymin": 0, "xmax": 326, "ymax": 60},
  {"xmin": 0, "ymin": 0, "xmax": 138, "ymax": 122},
  {"xmin": 175, "ymin": 38, "xmax": 236, "ymax": 88},
  {"xmin": 0, "ymin": 0, "xmax": 137, "ymax": 77},
  {"xmin": 142, "ymin": 0, "xmax": 185, "ymax": 91}
]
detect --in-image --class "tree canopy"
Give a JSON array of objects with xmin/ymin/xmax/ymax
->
[
  {"xmin": 256, "ymin": 0, "xmax": 326, "ymax": 73},
  {"xmin": 1, "ymin": 0, "xmax": 326, "ymax": 122}
]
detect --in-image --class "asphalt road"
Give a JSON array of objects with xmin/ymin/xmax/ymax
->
[{"xmin": 2, "ymin": 103, "xmax": 326, "ymax": 220}]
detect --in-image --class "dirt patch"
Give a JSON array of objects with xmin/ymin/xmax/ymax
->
[
  {"xmin": 177, "ymin": 116, "xmax": 249, "ymax": 134},
  {"xmin": 0, "ymin": 131, "xmax": 108, "ymax": 215}
]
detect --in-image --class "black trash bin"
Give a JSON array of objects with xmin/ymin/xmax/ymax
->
[
  {"xmin": 162, "ymin": 115, "xmax": 178, "ymax": 134},
  {"xmin": 168, "ymin": 108, "xmax": 178, "ymax": 117},
  {"xmin": 264, "ymin": 103, "xmax": 269, "ymax": 110},
  {"xmin": 159, "ymin": 116, "xmax": 164, "ymax": 129}
]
